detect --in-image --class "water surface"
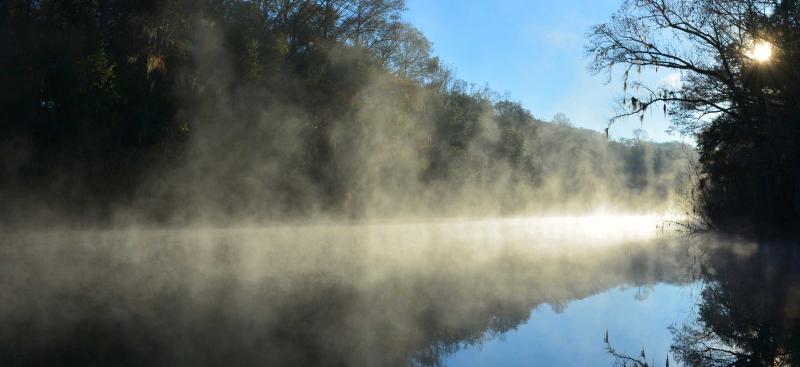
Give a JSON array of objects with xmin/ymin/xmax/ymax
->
[{"xmin": 2, "ymin": 215, "xmax": 792, "ymax": 366}]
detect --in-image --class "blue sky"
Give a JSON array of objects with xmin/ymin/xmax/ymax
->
[{"xmin": 403, "ymin": 0, "xmax": 685, "ymax": 142}]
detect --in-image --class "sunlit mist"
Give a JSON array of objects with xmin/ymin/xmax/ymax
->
[
  {"xmin": 432, "ymin": 213, "xmax": 678, "ymax": 252},
  {"xmin": 11, "ymin": 0, "xmax": 798, "ymax": 366}
]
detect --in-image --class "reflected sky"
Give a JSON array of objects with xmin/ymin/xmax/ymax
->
[
  {"xmin": 447, "ymin": 283, "xmax": 700, "ymax": 366},
  {"xmin": 1, "ymin": 216, "xmax": 701, "ymax": 366}
]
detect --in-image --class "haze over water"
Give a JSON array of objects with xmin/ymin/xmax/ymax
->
[
  {"xmin": 4, "ymin": 0, "xmax": 800, "ymax": 366},
  {"xmin": 3, "ymin": 215, "xmax": 701, "ymax": 366}
]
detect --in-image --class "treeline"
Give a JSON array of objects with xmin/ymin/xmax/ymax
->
[{"xmin": 0, "ymin": 0, "xmax": 691, "ymax": 225}]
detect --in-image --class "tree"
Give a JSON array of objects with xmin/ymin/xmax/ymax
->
[
  {"xmin": 551, "ymin": 112, "xmax": 572, "ymax": 126},
  {"xmin": 372, "ymin": 22, "xmax": 434, "ymax": 82},
  {"xmin": 335, "ymin": 0, "xmax": 405, "ymax": 48},
  {"xmin": 0, "ymin": 0, "xmax": 694, "ymax": 224},
  {"xmin": 588, "ymin": 0, "xmax": 800, "ymax": 233}
]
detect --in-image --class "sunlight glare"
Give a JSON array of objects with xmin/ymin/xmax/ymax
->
[{"xmin": 748, "ymin": 41, "xmax": 773, "ymax": 63}]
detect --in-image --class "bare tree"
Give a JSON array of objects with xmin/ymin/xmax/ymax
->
[
  {"xmin": 334, "ymin": 0, "xmax": 405, "ymax": 48},
  {"xmin": 371, "ymin": 22, "xmax": 434, "ymax": 81},
  {"xmin": 587, "ymin": 0, "xmax": 786, "ymax": 134}
]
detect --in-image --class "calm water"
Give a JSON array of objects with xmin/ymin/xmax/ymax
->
[{"xmin": 1, "ymin": 216, "xmax": 797, "ymax": 366}]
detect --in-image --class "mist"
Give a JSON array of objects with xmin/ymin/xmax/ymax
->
[
  {"xmin": 0, "ymin": 1, "xmax": 723, "ymax": 366},
  {"xmin": 0, "ymin": 218, "xmax": 694, "ymax": 366},
  {"xmin": 122, "ymin": 23, "xmax": 694, "ymax": 225},
  {"xmin": 0, "ymin": 2, "xmax": 693, "ymax": 228}
]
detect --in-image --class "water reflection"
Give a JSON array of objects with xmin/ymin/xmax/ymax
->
[
  {"xmin": 666, "ymin": 237, "xmax": 800, "ymax": 367},
  {"xmin": 0, "ymin": 217, "xmax": 693, "ymax": 366}
]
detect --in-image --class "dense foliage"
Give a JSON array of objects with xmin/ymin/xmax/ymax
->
[
  {"xmin": 0, "ymin": 0, "xmax": 690, "ymax": 225},
  {"xmin": 589, "ymin": 0, "xmax": 800, "ymax": 234}
]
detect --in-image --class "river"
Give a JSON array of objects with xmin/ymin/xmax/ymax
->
[{"xmin": 1, "ymin": 215, "xmax": 796, "ymax": 366}]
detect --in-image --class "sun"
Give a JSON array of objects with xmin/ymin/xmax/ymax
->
[{"xmin": 748, "ymin": 41, "xmax": 773, "ymax": 63}]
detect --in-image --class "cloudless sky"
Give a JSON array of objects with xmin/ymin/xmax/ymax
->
[{"xmin": 403, "ymin": 0, "xmax": 686, "ymax": 142}]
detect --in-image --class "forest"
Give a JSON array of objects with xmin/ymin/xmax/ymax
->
[
  {"xmin": 4, "ymin": 2, "xmax": 800, "ymax": 366},
  {"xmin": 3, "ymin": 0, "xmax": 691, "ymax": 226}
]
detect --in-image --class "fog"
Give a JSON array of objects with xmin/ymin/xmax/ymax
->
[
  {"xmin": 0, "ymin": 3, "xmax": 702, "ymax": 366},
  {"xmin": 99, "ymin": 18, "xmax": 694, "ymax": 227},
  {"xmin": 1, "ymin": 13, "xmax": 693, "ymax": 228},
  {"xmin": 6, "ymin": 1, "xmax": 800, "ymax": 366},
  {"xmin": 0, "ymin": 217, "xmax": 694, "ymax": 366}
]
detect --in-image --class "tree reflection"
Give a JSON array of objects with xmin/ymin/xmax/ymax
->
[
  {"xmin": 0, "ymin": 225, "xmax": 690, "ymax": 367},
  {"xmin": 606, "ymin": 237, "xmax": 800, "ymax": 367},
  {"xmin": 668, "ymin": 239, "xmax": 800, "ymax": 367}
]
